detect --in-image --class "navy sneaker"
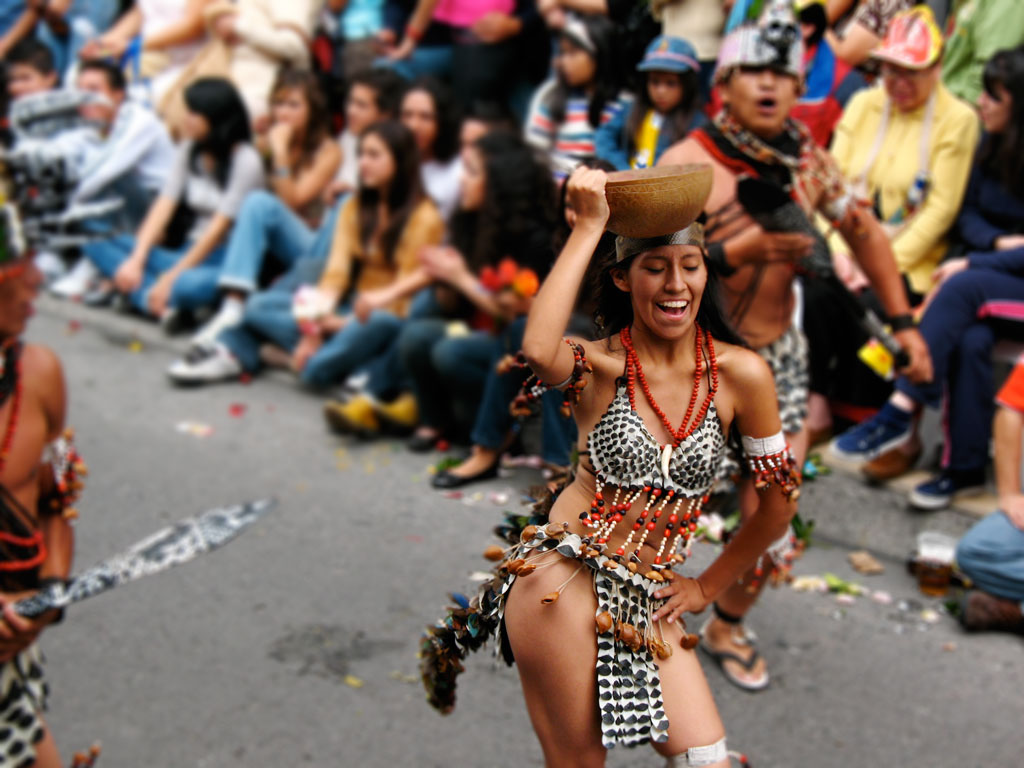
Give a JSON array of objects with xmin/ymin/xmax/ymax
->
[
  {"xmin": 909, "ymin": 469, "xmax": 987, "ymax": 511},
  {"xmin": 830, "ymin": 403, "xmax": 914, "ymax": 461}
]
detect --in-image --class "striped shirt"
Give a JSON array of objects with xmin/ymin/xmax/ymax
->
[{"xmin": 525, "ymin": 80, "xmax": 631, "ymax": 178}]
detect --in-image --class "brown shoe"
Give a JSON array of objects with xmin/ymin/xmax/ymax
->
[
  {"xmin": 861, "ymin": 446, "xmax": 921, "ymax": 483},
  {"xmin": 961, "ymin": 590, "xmax": 1024, "ymax": 634}
]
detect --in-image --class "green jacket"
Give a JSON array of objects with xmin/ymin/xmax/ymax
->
[{"xmin": 942, "ymin": 0, "xmax": 1024, "ymax": 105}]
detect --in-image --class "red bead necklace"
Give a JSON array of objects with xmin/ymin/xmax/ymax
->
[
  {"xmin": 620, "ymin": 325, "xmax": 718, "ymax": 446},
  {"xmin": 0, "ymin": 353, "xmax": 21, "ymax": 479}
]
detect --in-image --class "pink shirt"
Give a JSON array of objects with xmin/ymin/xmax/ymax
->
[{"xmin": 433, "ymin": 0, "xmax": 515, "ymax": 28}]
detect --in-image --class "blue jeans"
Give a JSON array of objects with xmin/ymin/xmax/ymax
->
[
  {"xmin": 897, "ymin": 269, "xmax": 1024, "ymax": 471},
  {"xmin": 84, "ymin": 234, "xmax": 225, "ymax": 315},
  {"xmin": 398, "ymin": 320, "xmax": 496, "ymax": 435},
  {"xmin": 956, "ymin": 511, "xmax": 1024, "ymax": 609},
  {"xmin": 218, "ymin": 191, "xmax": 315, "ymax": 294},
  {"xmin": 359, "ymin": 288, "xmax": 444, "ymax": 400},
  {"xmin": 470, "ymin": 317, "xmax": 576, "ymax": 465},
  {"xmin": 220, "ymin": 289, "xmax": 400, "ymax": 389}
]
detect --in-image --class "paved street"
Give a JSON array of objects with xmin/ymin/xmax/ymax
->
[{"xmin": 25, "ymin": 298, "xmax": 1023, "ymax": 767}]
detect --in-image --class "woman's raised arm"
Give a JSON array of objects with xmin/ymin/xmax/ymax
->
[{"xmin": 521, "ymin": 167, "xmax": 609, "ymax": 383}]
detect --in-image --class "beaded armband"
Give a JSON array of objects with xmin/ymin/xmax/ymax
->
[
  {"xmin": 505, "ymin": 339, "xmax": 592, "ymax": 419},
  {"xmin": 742, "ymin": 433, "xmax": 801, "ymax": 501},
  {"xmin": 40, "ymin": 428, "xmax": 87, "ymax": 520}
]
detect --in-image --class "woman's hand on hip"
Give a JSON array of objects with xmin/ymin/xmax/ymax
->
[{"xmin": 652, "ymin": 576, "xmax": 708, "ymax": 625}]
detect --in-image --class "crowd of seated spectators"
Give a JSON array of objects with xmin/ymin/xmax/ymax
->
[{"xmin": 4, "ymin": 0, "xmax": 1024, "ymax": 634}]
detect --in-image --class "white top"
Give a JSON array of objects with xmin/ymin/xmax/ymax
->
[
  {"xmin": 421, "ymin": 156, "xmax": 461, "ymax": 222},
  {"xmin": 335, "ymin": 130, "xmax": 360, "ymax": 190},
  {"xmin": 162, "ymin": 142, "xmax": 266, "ymax": 242},
  {"xmin": 72, "ymin": 101, "xmax": 176, "ymax": 203},
  {"xmin": 139, "ymin": 0, "xmax": 205, "ymax": 100}
]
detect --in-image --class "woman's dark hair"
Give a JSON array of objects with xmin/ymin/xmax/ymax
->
[
  {"xmin": 356, "ymin": 120, "xmax": 424, "ymax": 263},
  {"xmin": 79, "ymin": 59, "xmax": 126, "ymax": 91},
  {"xmin": 592, "ymin": 244, "xmax": 747, "ymax": 348},
  {"xmin": 980, "ymin": 46, "xmax": 1024, "ymax": 198},
  {"xmin": 451, "ymin": 131, "xmax": 557, "ymax": 271},
  {"xmin": 462, "ymin": 99, "xmax": 519, "ymax": 137},
  {"xmin": 270, "ymin": 67, "xmax": 331, "ymax": 171},
  {"xmin": 348, "ymin": 67, "xmax": 406, "ymax": 118},
  {"xmin": 184, "ymin": 78, "xmax": 252, "ymax": 187},
  {"xmin": 403, "ymin": 77, "xmax": 460, "ymax": 162},
  {"xmin": 623, "ymin": 69, "xmax": 700, "ymax": 161},
  {"xmin": 548, "ymin": 13, "xmax": 620, "ymax": 129}
]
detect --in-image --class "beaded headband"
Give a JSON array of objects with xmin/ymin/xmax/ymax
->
[{"xmin": 614, "ymin": 222, "xmax": 705, "ymax": 264}]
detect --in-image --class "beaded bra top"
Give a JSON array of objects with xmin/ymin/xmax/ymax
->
[{"xmin": 586, "ymin": 378, "xmax": 726, "ymax": 498}]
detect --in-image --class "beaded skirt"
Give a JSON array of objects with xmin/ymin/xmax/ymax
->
[
  {"xmin": 421, "ymin": 514, "xmax": 686, "ymax": 749},
  {"xmin": 0, "ymin": 645, "xmax": 48, "ymax": 768}
]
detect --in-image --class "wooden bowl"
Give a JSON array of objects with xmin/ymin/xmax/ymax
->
[{"xmin": 605, "ymin": 164, "xmax": 713, "ymax": 238}]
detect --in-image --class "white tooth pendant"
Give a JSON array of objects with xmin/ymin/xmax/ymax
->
[{"xmin": 661, "ymin": 443, "xmax": 672, "ymax": 483}]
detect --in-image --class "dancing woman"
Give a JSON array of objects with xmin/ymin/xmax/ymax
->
[{"xmin": 499, "ymin": 167, "xmax": 801, "ymax": 767}]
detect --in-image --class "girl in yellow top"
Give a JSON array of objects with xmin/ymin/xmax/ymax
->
[
  {"xmin": 168, "ymin": 120, "xmax": 444, "ymax": 387},
  {"xmin": 830, "ymin": 5, "xmax": 979, "ymax": 301},
  {"xmin": 595, "ymin": 35, "xmax": 705, "ymax": 171}
]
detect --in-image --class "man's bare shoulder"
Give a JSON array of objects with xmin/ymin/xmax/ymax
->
[
  {"xmin": 22, "ymin": 344, "xmax": 66, "ymax": 437},
  {"xmin": 657, "ymin": 134, "xmax": 712, "ymax": 167}
]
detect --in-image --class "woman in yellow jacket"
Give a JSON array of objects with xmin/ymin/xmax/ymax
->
[
  {"xmin": 830, "ymin": 4, "xmax": 979, "ymax": 302},
  {"xmin": 804, "ymin": 5, "xmax": 977, "ymax": 470}
]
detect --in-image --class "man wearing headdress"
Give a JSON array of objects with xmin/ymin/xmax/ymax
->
[
  {"xmin": 0, "ymin": 204, "xmax": 80, "ymax": 767},
  {"xmin": 657, "ymin": 0, "xmax": 930, "ymax": 691}
]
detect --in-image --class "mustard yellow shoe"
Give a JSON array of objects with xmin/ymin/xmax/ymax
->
[
  {"xmin": 371, "ymin": 392, "xmax": 419, "ymax": 433},
  {"xmin": 324, "ymin": 395, "xmax": 380, "ymax": 438}
]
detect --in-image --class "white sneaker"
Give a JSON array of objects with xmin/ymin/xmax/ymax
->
[
  {"xmin": 190, "ymin": 299, "xmax": 245, "ymax": 347},
  {"xmin": 167, "ymin": 343, "xmax": 243, "ymax": 385},
  {"xmin": 34, "ymin": 251, "xmax": 67, "ymax": 285},
  {"xmin": 50, "ymin": 257, "xmax": 100, "ymax": 298}
]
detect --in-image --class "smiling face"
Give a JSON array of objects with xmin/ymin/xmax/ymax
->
[
  {"xmin": 612, "ymin": 245, "xmax": 706, "ymax": 340},
  {"xmin": 720, "ymin": 66, "xmax": 801, "ymax": 138}
]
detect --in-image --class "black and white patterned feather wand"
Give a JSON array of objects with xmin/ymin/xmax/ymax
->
[{"xmin": 12, "ymin": 499, "xmax": 274, "ymax": 619}]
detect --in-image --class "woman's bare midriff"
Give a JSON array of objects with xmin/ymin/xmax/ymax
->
[{"xmin": 543, "ymin": 461, "xmax": 698, "ymax": 570}]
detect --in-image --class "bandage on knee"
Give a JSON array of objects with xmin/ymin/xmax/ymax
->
[{"xmin": 663, "ymin": 736, "xmax": 729, "ymax": 767}]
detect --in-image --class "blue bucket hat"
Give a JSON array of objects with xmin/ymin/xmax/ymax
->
[{"xmin": 637, "ymin": 36, "xmax": 700, "ymax": 74}]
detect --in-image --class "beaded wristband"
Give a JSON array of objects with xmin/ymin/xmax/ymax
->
[
  {"xmin": 41, "ymin": 429, "xmax": 87, "ymax": 521},
  {"xmin": 508, "ymin": 339, "xmax": 592, "ymax": 419},
  {"xmin": 743, "ymin": 432, "xmax": 801, "ymax": 501}
]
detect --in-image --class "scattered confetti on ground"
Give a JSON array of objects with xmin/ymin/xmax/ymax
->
[
  {"xmin": 128, "ymin": 340, "xmax": 143, "ymax": 353},
  {"xmin": 228, "ymin": 403, "xmax": 247, "ymax": 418},
  {"xmin": 344, "ymin": 675, "xmax": 364, "ymax": 689},
  {"xmin": 175, "ymin": 421, "xmax": 214, "ymax": 438},
  {"xmin": 66, "ymin": 319, "xmax": 82, "ymax": 334}
]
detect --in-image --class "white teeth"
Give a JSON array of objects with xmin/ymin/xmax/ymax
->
[{"xmin": 659, "ymin": 300, "xmax": 688, "ymax": 309}]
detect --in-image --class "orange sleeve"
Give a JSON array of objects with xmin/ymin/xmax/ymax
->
[
  {"xmin": 997, "ymin": 359, "xmax": 1024, "ymax": 414},
  {"xmin": 390, "ymin": 200, "xmax": 444, "ymax": 316}
]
